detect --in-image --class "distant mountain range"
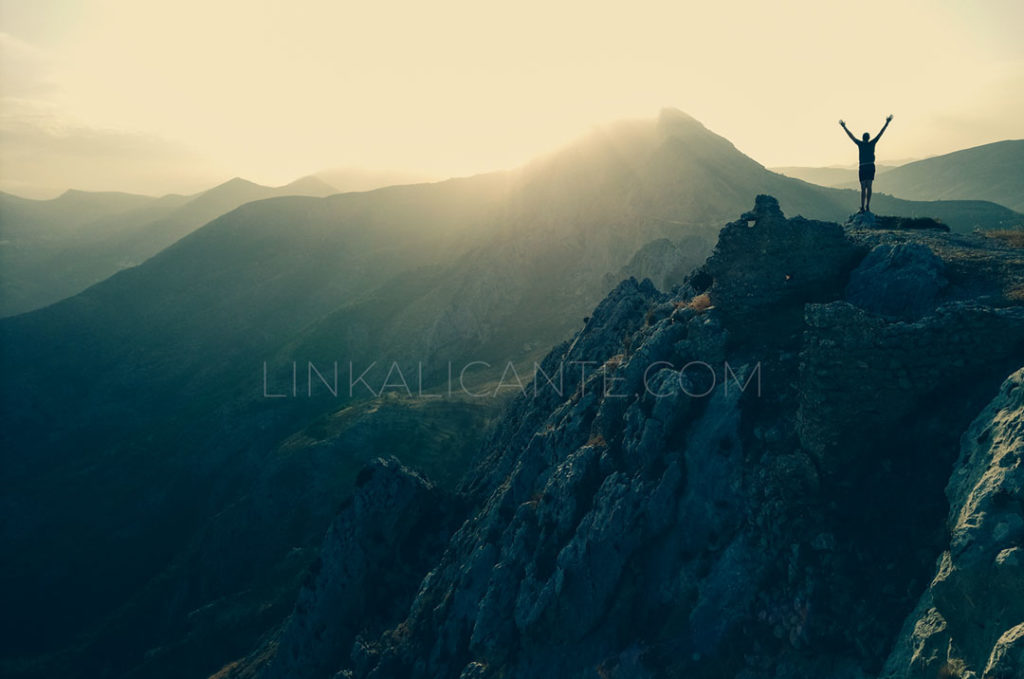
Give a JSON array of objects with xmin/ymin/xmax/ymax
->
[
  {"xmin": 314, "ymin": 167, "xmax": 437, "ymax": 193},
  {"xmin": 772, "ymin": 139, "xmax": 1024, "ymax": 212},
  {"xmin": 0, "ymin": 176, "xmax": 337, "ymax": 316},
  {"xmin": 4, "ymin": 137, "xmax": 1021, "ymax": 321},
  {"xmin": 863, "ymin": 139, "xmax": 1024, "ymax": 212},
  {"xmin": 771, "ymin": 164, "xmax": 899, "ymax": 187},
  {"xmin": 1, "ymin": 109, "xmax": 1022, "ymax": 679}
]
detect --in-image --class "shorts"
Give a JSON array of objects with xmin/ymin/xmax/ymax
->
[{"xmin": 859, "ymin": 163, "xmax": 876, "ymax": 182}]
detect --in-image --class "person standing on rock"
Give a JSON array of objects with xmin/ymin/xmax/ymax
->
[{"xmin": 839, "ymin": 114, "xmax": 893, "ymax": 213}]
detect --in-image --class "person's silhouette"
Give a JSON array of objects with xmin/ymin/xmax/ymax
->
[{"xmin": 839, "ymin": 114, "xmax": 893, "ymax": 213}]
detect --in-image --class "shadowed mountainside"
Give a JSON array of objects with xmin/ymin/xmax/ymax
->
[{"xmin": 0, "ymin": 176, "xmax": 337, "ymax": 316}]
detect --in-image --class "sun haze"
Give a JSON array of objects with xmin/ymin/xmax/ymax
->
[{"xmin": 1, "ymin": 0, "xmax": 1022, "ymax": 197}]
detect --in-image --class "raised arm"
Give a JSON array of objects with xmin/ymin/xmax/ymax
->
[
  {"xmin": 872, "ymin": 114, "xmax": 894, "ymax": 143},
  {"xmin": 839, "ymin": 119, "xmax": 858, "ymax": 143}
]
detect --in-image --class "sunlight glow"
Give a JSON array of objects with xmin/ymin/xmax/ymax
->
[{"xmin": 1, "ymin": 0, "xmax": 1022, "ymax": 196}]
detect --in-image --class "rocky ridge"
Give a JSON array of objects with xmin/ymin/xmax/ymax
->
[{"xmin": 218, "ymin": 196, "xmax": 1024, "ymax": 679}]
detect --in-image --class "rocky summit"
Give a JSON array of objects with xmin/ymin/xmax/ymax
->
[{"xmin": 218, "ymin": 196, "xmax": 1024, "ymax": 679}]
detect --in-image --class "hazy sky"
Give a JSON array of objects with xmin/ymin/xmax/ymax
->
[{"xmin": 2, "ymin": 0, "xmax": 1022, "ymax": 197}]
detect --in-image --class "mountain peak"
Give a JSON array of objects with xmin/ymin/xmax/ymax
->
[
  {"xmin": 194, "ymin": 177, "xmax": 267, "ymax": 202},
  {"xmin": 281, "ymin": 175, "xmax": 337, "ymax": 196},
  {"xmin": 218, "ymin": 176, "xmax": 262, "ymax": 190},
  {"xmin": 55, "ymin": 188, "xmax": 151, "ymax": 203},
  {"xmin": 657, "ymin": 107, "xmax": 699, "ymax": 123},
  {"xmin": 656, "ymin": 107, "xmax": 710, "ymax": 135}
]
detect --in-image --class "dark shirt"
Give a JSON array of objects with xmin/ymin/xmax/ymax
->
[{"xmin": 855, "ymin": 138, "xmax": 877, "ymax": 165}]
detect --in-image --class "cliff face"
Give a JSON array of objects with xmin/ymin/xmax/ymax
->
[
  {"xmin": 882, "ymin": 368, "xmax": 1024, "ymax": 679},
  {"xmin": 220, "ymin": 196, "xmax": 1024, "ymax": 679}
]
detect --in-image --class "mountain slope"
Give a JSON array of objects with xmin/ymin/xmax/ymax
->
[
  {"xmin": 771, "ymin": 164, "xmax": 898, "ymax": 187},
  {"xmin": 836, "ymin": 139, "xmax": 1024, "ymax": 211},
  {"xmin": 0, "ymin": 189, "xmax": 160, "ymax": 234},
  {"xmin": 0, "ymin": 174, "xmax": 514, "ymax": 678},
  {"xmin": 0, "ymin": 176, "xmax": 337, "ymax": 316},
  {"xmin": 2, "ymin": 111, "xmax": 1022, "ymax": 679}
]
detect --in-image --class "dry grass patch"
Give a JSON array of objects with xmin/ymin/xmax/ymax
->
[
  {"xmin": 687, "ymin": 293, "xmax": 712, "ymax": 312},
  {"xmin": 673, "ymin": 292, "xmax": 712, "ymax": 314}
]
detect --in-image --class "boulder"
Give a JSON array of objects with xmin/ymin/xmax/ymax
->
[
  {"xmin": 848, "ymin": 211, "xmax": 878, "ymax": 229},
  {"xmin": 845, "ymin": 242, "xmax": 947, "ymax": 319}
]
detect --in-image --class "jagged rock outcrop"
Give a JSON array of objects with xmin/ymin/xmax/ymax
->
[
  {"xmin": 881, "ymin": 368, "xmax": 1024, "ymax": 679},
  {"xmin": 214, "ymin": 457, "xmax": 461, "ymax": 679},
  {"xmin": 705, "ymin": 195, "xmax": 865, "ymax": 336},
  {"xmin": 217, "ymin": 196, "xmax": 1024, "ymax": 679}
]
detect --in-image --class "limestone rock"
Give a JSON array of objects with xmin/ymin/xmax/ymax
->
[
  {"xmin": 984, "ymin": 623, "xmax": 1024, "ymax": 679},
  {"xmin": 881, "ymin": 368, "xmax": 1024, "ymax": 679},
  {"xmin": 848, "ymin": 211, "xmax": 878, "ymax": 229},
  {"xmin": 845, "ymin": 242, "xmax": 948, "ymax": 319}
]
